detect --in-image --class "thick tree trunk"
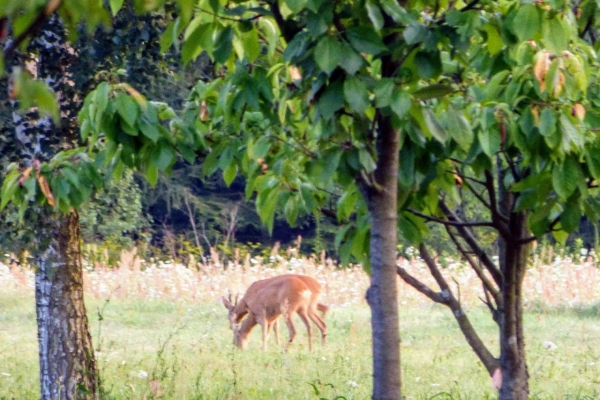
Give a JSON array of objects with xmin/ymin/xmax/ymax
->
[
  {"xmin": 498, "ymin": 211, "xmax": 529, "ymax": 399},
  {"xmin": 8, "ymin": 15, "xmax": 100, "ymax": 398},
  {"xmin": 361, "ymin": 117, "xmax": 401, "ymax": 399},
  {"xmin": 36, "ymin": 211, "xmax": 98, "ymax": 399}
]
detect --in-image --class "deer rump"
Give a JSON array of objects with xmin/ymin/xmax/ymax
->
[{"xmin": 223, "ymin": 274, "xmax": 327, "ymax": 351}]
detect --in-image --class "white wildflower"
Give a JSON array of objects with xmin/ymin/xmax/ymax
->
[
  {"xmin": 348, "ymin": 380, "xmax": 358, "ymax": 387},
  {"xmin": 543, "ymin": 341, "xmax": 558, "ymax": 351},
  {"xmin": 2, "ymin": 372, "xmax": 11, "ymax": 377},
  {"xmin": 137, "ymin": 370, "xmax": 148, "ymax": 379}
]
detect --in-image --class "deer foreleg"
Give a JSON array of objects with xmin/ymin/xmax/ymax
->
[
  {"xmin": 273, "ymin": 318, "xmax": 280, "ymax": 345},
  {"xmin": 257, "ymin": 313, "xmax": 268, "ymax": 351},
  {"xmin": 283, "ymin": 315, "xmax": 296, "ymax": 353}
]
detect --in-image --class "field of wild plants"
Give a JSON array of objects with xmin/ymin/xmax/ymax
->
[{"xmin": 1, "ymin": 245, "xmax": 600, "ymax": 399}]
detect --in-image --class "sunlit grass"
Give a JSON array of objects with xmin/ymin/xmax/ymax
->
[{"xmin": 1, "ymin": 250, "xmax": 600, "ymax": 399}]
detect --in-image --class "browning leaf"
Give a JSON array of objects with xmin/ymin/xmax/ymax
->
[{"xmin": 37, "ymin": 175, "xmax": 55, "ymax": 206}]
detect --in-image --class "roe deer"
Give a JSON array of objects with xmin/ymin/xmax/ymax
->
[
  {"xmin": 231, "ymin": 276, "xmax": 316, "ymax": 351},
  {"xmin": 222, "ymin": 274, "xmax": 327, "ymax": 346}
]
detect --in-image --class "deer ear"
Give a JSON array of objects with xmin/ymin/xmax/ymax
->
[{"xmin": 222, "ymin": 296, "xmax": 233, "ymax": 310}]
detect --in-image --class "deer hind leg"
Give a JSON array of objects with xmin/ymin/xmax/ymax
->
[
  {"xmin": 308, "ymin": 309, "xmax": 327, "ymax": 346},
  {"xmin": 297, "ymin": 307, "xmax": 313, "ymax": 352}
]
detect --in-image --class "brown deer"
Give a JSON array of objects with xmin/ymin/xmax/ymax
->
[
  {"xmin": 222, "ymin": 274, "xmax": 327, "ymax": 347},
  {"xmin": 230, "ymin": 276, "xmax": 317, "ymax": 351}
]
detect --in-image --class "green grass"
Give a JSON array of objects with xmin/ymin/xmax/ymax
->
[{"xmin": 1, "ymin": 291, "xmax": 600, "ymax": 399}]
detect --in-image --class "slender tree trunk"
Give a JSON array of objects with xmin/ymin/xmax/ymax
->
[
  {"xmin": 36, "ymin": 212, "xmax": 98, "ymax": 399},
  {"xmin": 360, "ymin": 116, "xmax": 401, "ymax": 399},
  {"xmin": 498, "ymin": 212, "xmax": 529, "ymax": 399},
  {"xmin": 497, "ymin": 161, "xmax": 529, "ymax": 398}
]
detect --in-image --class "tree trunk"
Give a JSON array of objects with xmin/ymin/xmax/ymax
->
[
  {"xmin": 360, "ymin": 116, "xmax": 401, "ymax": 399},
  {"xmin": 9, "ymin": 15, "xmax": 100, "ymax": 399},
  {"xmin": 497, "ymin": 161, "xmax": 529, "ymax": 398},
  {"xmin": 498, "ymin": 211, "xmax": 529, "ymax": 399},
  {"xmin": 36, "ymin": 211, "xmax": 98, "ymax": 399}
]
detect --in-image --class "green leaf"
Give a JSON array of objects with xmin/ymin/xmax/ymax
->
[
  {"xmin": 560, "ymin": 197, "xmax": 582, "ymax": 233},
  {"xmin": 412, "ymin": 84, "xmax": 453, "ymax": 100},
  {"xmin": 538, "ymin": 108, "xmax": 556, "ymax": 137},
  {"xmin": 109, "ymin": 0, "xmax": 124, "ymax": 15},
  {"xmin": 358, "ymin": 148, "xmax": 376, "ymax": 173},
  {"xmin": 344, "ymin": 76, "xmax": 369, "ymax": 114},
  {"xmin": 483, "ymin": 23, "xmax": 503, "ymax": 55},
  {"xmin": 543, "ymin": 16, "xmax": 569, "ymax": 53},
  {"xmin": 414, "ymin": 51, "xmax": 442, "ymax": 80},
  {"xmin": 390, "ymin": 89, "xmax": 411, "ymax": 119},
  {"xmin": 403, "ymin": 24, "xmax": 428, "ymax": 45},
  {"xmin": 559, "ymin": 114, "xmax": 584, "ymax": 152},
  {"xmin": 314, "ymin": 35, "xmax": 344, "ymax": 75},
  {"xmin": 115, "ymin": 93, "xmax": 139, "ymax": 128},
  {"xmin": 528, "ymin": 200, "xmax": 554, "ymax": 237},
  {"xmin": 139, "ymin": 119, "xmax": 160, "ymax": 142},
  {"xmin": 145, "ymin": 164, "xmax": 158, "ymax": 187},
  {"xmin": 447, "ymin": 109, "xmax": 473, "ymax": 151},
  {"xmin": 249, "ymin": 135, "xmax": 271, "ymax": 160},
  {"xmin": 398, "ymin": 213, "xmax": 422, "ymax": 245},
  {"xmin": 552, "ymin": 156, "xmax": 583, "ymax": 200},
  {"xmin": 478, "ymin": 128, "xmax": 500, "ymax": 156},
  {"xmin": 338, "ymin": 41, "xmax": 364, "ymax": 75},
  {"xmin": 379, "ymin": 0, "xmax": 412, "ymax": 24},
  {"xmin": 285, "ymin": 0, "xmax": 308, "ymax": 13},
  {"xmin": 241, "ymin": 26, "xmax": 260, "ymax": 62},
  {"xmin": 213, "ymin": 26, "xmax": 234, "ymax": 64},
  {"xmin": 309, "ymin": 149, "xmax": 342, "ymax": 186},
  {"xmin": 223, "ymin": 163, "xmax": 238, "ymax": 186},
  {"xmin": 346, "ymin": 27, "xmax": 387, "ymax": 55},
  {"xmin": 366, "ymin": 1, "xmax": 384, "ymax": 31},
  {"xmin": 374, "ymin": 78, "xmax": 394, "ymax": 108},
  {"xmin": 423, "ymin": 108, "xmax": 447, "ymax": 143},
  {"xmin": 317, "ymin": 81, "xmax": 344, "ymax": 120},
  {"xmin": 152, "ymin": 144, "xmax": 176, "ymax": 172},
  {"xmin": 337, "ymin": 187, "xmax": 358, "ymax": 222},
  {"xmin": 513, "ymin": 4, "xmax": 541, "ymax": 42},
  {"xmin": 61, "ymin": 168, "xmax": 81, "ymax": 189},
  {"xmin": 182, "ymin": 23, "xmax": 212, "ymax": 64},
  {"xmin": 0, "ymin": 169, "xmax": 20, "ymax": 211}
]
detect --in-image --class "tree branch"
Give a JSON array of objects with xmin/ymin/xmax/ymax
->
[
  {"xmin": 266, "ymin": 1, "xmax": 301, "ymax": 43},
  {"xmin": 438, "ymin": 200, "xmax": 503, "ymax": 286},
  {"xmin": 4, "ymin": 0, "xmax": 63, "ymax": 61},
  {"xmin": 396, "ymin": 265, "xmax": 447, "ymax": 304},
  {"xmin": 445, "ymin": 225, "xmax": 500, "ymax": 306},
  {"xmin": 407, "ymin": 208, "xmax": 494, "ymax": 228},
  {"xmin": 417, "ymin": 244, "xmax": 500, "ymax": 376}
]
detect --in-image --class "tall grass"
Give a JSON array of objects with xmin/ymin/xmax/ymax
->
[{"xmin": 1, "ymin": 247, "xmax": 600, "ymax": 398}]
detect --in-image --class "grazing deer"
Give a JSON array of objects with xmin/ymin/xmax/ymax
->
[
  {"xmin": 232, "ymin": 276, "xmax": 318, "ymax": 351},
  {"xmin": 222, "ymin": 274, "xmax": 328, "ymax": 347}
]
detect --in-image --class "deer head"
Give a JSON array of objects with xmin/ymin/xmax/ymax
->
[{"xmin": 221, "ymin": 292, "xmax": 240, "ymax": 330}]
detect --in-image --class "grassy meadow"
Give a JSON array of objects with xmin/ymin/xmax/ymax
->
[{"xmin": 1, "ymin": 249, "xmax": 600, "ymax": 399}]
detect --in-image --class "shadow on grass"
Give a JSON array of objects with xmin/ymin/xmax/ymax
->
[{"xmin": 527, "ymin": 300, "xmax": 600, "ymax": 320}]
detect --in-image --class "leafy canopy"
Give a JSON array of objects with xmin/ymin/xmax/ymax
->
[{"xmin": 4, "ymin": 0, "xmax": 600, "ymax": 263}]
